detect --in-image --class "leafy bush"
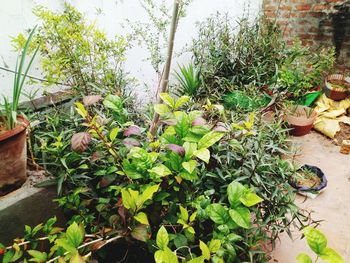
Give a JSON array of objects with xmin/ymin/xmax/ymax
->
[
  {"xmin": 192, "ymin": 14, "xmax": 286, "ymax": 101},
  {"xmin": 277, "ymin": 42, "xmax": 335, "ymax": 97},
  {"xmin": 190, "ymin": 14, "xmax": 335, "ymax": 104},
  {"xmin": 24, "ymin": 93, "xmax": 308, "ymax": 262},
  {"xmin": 12, "ymin": 3, "xmax": 129, "ymax": 95}
]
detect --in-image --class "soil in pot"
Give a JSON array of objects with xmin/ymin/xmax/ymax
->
[
  {"xmin": 293, "ymin": 169, "xmax": 321, "ymax": 188},
  {"xmin": 0, "ymin": 117, "xmax": 29, "ymax": 196},
  {"xmin": 286, "ymin": 105, "xmax": 317, "ymax": 136},
  {"xmin": 290, "ymin": 165, "xmax": 327, "ymax": 193}
]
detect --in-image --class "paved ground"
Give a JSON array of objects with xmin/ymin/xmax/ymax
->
[{"xmin": 271, "ymin": 132, "xmax": 350, "ymax": 262}]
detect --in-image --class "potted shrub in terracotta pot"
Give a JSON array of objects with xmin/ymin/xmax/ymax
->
[
  {"xmin": 0, "ymin": 27, "xmax": 38, "ymax": 195},
  {"xmin": 324, "ymin": 74, "xmax": 349, "ymax": 101},
  {"xmin": 285, "ymin": 105, "xmax": 317, "ymax": 136}
]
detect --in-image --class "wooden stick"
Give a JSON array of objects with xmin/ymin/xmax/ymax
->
[{"xmin": 149, "ymin": 0, "xmax": 180, "ymax": 136}]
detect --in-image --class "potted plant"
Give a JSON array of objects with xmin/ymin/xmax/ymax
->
[
  {"xmin": 0, "ymin": 27, "xmax": 38, "ymax": 195},
  {"xmin": 324, "ymin": 74, "xmax": 350, "ymax": 101},
  {"xmin": 285, "ymin": 104, "xmax": 317, "ymax": 136},
  {"xmin": 290, "ymin": 164, "xmax": 327, "ymax": 196}
]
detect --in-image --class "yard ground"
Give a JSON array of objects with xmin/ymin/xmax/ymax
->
[{"xmin": 271, "ymin": 132, "xmax": 350, "ymax": 262}]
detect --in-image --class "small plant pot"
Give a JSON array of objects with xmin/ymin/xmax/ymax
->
[
  {"xmin": 286, "ymin": 106, "xmax": 317, "ymax": 136},
  {"xmin": 290, "ymin": 165, "xmax": 327, "ymax": 193},
  {"xmin": 323, "ymin": 74, "xmax": 349, "ymax": 101},
  {"xmin": 0, "ymin": 116, "xmax": 29, "ymax": 196}
]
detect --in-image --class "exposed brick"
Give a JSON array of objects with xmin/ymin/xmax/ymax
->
[
  {"xmin": 291, "ymin": 0, "xmax": 309, "ymax": 3},
  {"xmin": 263, "ymin": 0, "xmax": 350, "ymax": 69},
  {"xmin": 296, "ymin": 4, "xmax": 312, "ymax": 11},
  {"xmin": 279, "ymin": 5, "xmax": 292, "ymax": 11},
  {"xmin": 313, "ymin": 4, "xmax": 328, "ymax": 11},
  {"xmin": 309, "ymin": 12, "xmax": 323, "ymax": 17}
]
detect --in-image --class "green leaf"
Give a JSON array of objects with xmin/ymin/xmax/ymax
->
[
  {"xmin": 134, "ymin": 212, "xmax": 149, "ymax": 225},
  {"xmin": 103, "ymin": 95, "xmax": 123, "ymax": 112},
  {"xmin": 160, "ymin": 93, "xmax": 175, "ymax": 108},
  {"xmin": 229, "ymin": 207, "xmax": 251, "ymax": 229},
  {"xmin": 175, "ymin": 96, "xmax": 190, "ymax": 109},
  {"xmin": 239, "ymin": 193, "xmax": 263, "ymax": 207},
  {"xmin": 66, "ymin": 222, "xmax": 84, "ymax": 248},
  {"xmin": 131, "ymin": 224, "xmax": 149, "ymax": 242},
  {"xmin": 3, "ymin": 250, "xmax": 14, "ymax": 263},
  {"xmin": 154, "ymin": 104, "xmax": 171, "ymax": 115},
  {"xmin": 227, "ymin": 182, "xmax": 245, "ymax": 208},
  {"xmin": 27, "ymin": 250, "xmax": 48, "ymax": 262},
  {"xmin": 174, "ymin": 234, "xmax": 188, "ymax": 248},
  {"xmin": 155, "ymin": 250, "xmax": 163, "ymax": 263},
  {"xmin": 193, "ymin": 148, "xmax": 210, "ymax": 163},
  {"xmin": 209, "ymin": 239, "xmax": 221, "ymax": 253},
  {"xmin": 55, "ymin": 238, "xmax": 77, "ymax": 253},
  {"xmin": 198, "ymin": 131, "xmax": 224, "ymax": 149},
  {"xmin": 148, "ymin": 165, "xmax": 172, "ymax": 179},
  {"xmin": 320, "ymin": 247, "xmax": 344, "ymax": 263},
  {"xmin": 121, "ymin": 188, "xmax": 137, "ymax": 212},
  {"xmin": 207, "ymin": 204, "xmax": 229, "ymax": 225},
  {"xmin": 199, "ymin": 240, "xmax": 211, "ymax": 260},
  {"xmin": 75, "ymin": 102, "xmax": 87, "ymax": 118},
  {"xmin": 156, "ymin": 226, "xmax": 169, "ymax": 250},
  {"xmin": 296, "ymin": 253, "xmax": 313, "ymax": 263},
  {"xmin": 140, "ymin": 184, "xmax": 160, "ymax": 205},
  {"xmin": 109, "ymin": 127, "xmax": 119, "ymax": 142},
  {"xmin": 189, "ymin": 211, "xmax": 197, "ymax": 222},
  {"xmin": 187, "ymin": 256, "xmax": 205, "ymax": 263},
  {"xmin": 70, "ymin": 252, "xmax": 85, "ymax": 263},
  {"xmin": 303, "ymin": 227, "xmax": 327, "ymax": 255},
  {"xmin": 182, "ymin": 160, "xmax": 197, "ymax": 174},
  {"xmin": 183, "ymin": 142, "xmax": 197, "ymax": 159},
  {"xmin": 155, "ymin": 248, "xmax": 179, "ymax": 263},
  {"xmin": 179, "ymin": 206, "xmax": 189, "ymax": 222}
]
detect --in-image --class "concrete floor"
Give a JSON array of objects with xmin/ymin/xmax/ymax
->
[{"xmin": 271, "ymin": 132, "xmax": 350, "ymax": 262}]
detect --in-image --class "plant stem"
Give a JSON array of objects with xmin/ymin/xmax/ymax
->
[{"xmin": 46, "ymin": 235, "xmax": 123, "ymax": 263}]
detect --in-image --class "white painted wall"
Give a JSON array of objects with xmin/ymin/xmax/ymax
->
[{"xmin": 0, "ymin": 0, "xmax": 262, "ymax": 103}]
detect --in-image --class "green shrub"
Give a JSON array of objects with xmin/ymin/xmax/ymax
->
[
  {"xmin": 22, "ymin": 93, "xmax": 309, "ymax": 262},
  {"xmin": 192, "ymin": 14, "xmax": 286, "ymax": 101},
  {"xmin": 12, "ymin": 3, "xmax": 129, "ymax": 95}
]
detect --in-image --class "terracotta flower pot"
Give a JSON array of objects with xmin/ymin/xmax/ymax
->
[
  {"xmin": 323, "ymin": 74, "xmax": 349, "ymax": 101},
  {"xmin": 0, "ymin": 116, "xmax": 29, "ymax": 195},
  {"xmin": 286, "ymin": 106, "xmax": 317, "ymax": 136}
]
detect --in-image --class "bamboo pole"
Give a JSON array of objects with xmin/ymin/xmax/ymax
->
[{"xmin": 149, "ymin": 0, "xmax": 180, "ymax": 136}]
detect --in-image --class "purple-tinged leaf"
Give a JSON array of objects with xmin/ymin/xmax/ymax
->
[
  {"xmin": 131, "ymin": 225, "xmax": 150, "ymax": 242},
  {"xmin": 192, "ymin": 117, "xmax": 207, "ymax": 126},
  {"xmin": 167, "ymin": 144, "xmax": 185, "ymax": 156},
  {"xmin": 91, "ymin": 151, "xmax": 102, "ymax": 162},
  {"xmin": 213, "ymin": 122, "xmax": 229, "ymax": 132},
  {"xmin": 122, "ymin": 138, "xmax": 141, "ymax": 148},
  {"xmin": 71, "ymin": 132, "xmax": 92, "ymax": 153},
  {"xmin": 83, "ymin": 95, "xmax": 102, "ymax": 106},
  {"xmin": 124, "ymin": 125, "xmax": 141, "ymax": 137}
]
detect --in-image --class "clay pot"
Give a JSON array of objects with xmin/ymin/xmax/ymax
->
[
  {"xmin": 0, "ymin": 116, "xmax": 29, "ymax": 195},
  {"xmin": 286, "ymin": 106, "xmax": 317, "ymax": 136},
  {"xmin": 323, "ymin": 74, "xmax": 349, "ymax": 101}
]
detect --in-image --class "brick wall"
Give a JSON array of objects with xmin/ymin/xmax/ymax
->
[{"xmin": 263, "ymin": 0, "xmax": 350, "ymax": 70}]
